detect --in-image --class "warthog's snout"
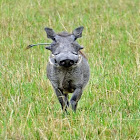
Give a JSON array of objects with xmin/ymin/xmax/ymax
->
[
  {"xmin": 60, "ymin": 59, "xmax": 74, "ymax": 67},
  {"xmin": 54, "ymin": 52, "xmax": 79, "ymax": 67}
]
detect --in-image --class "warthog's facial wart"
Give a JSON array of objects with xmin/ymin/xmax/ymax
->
[{"xmin": 44, "ymin": 27, "xmax": 84, "ymax": 67}]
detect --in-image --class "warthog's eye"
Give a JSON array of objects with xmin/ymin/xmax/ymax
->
[
  {"xmin": 49, "ymin": 42, "xmax": 59, "ymax": 54},
  {"xmin": 72, "ymin": 52, "xmax": 78, "ymax": 55},
  {"xmin": 72, "ymin": 42, "xmax": 83, "ymax": 51},
  {"xmin": 54, "ymin": 52, "xmax": 60, "ymax": 55}
]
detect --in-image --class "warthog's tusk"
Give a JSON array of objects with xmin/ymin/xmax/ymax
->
[
  {"xmin": 76, "ymin": 55, "xmax": 82, "ymax": 65},
  {"xmin": 49, "ymin": 57, "xmax": 59, "ymax": 67}
]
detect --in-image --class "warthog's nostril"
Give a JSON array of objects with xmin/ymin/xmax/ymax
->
[
  {"xmin": 69, "ymin": 60, "xmax": 74, "ymax": 65},
  {"xmin": 60, "ymin": 60, "xmax": 65, "ymax": 66},
  {"xmin": 60, "ymin": 59, "xmax": 74, "ymax": 67}
]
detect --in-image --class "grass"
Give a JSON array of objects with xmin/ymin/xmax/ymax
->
[{"xmin": 0, "ymin": 0, "xmax": 140, "ymax": 139}]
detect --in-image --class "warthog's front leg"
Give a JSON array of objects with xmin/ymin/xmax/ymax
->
[
  {"xmin": 70, "ymin": 88, "xmax": 82, "ymax": 112},
  {"xmin": 54, "ymin": 88, "xmax": 69, "ymax": 111}
]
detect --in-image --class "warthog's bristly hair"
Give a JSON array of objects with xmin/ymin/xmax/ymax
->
[{"xmin": 57, "ymin": 32, "xmax": 72, "ymax": 37}]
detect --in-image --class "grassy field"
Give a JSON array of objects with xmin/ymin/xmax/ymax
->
[{"xmin": 0, "ymin": 0, "xmax": 140, "ymax": 139}]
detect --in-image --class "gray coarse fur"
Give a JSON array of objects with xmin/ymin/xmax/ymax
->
[
  {"xmin": 28, "ymin": 26, "xmax": 90, "ymax": 112},
  {"xmin": 45, "ymin": 26, "xmax": 90, "ymax": 112}
]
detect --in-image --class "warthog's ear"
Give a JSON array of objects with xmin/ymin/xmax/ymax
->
[
  {"xmin": 72, "ymin": 26, "xmax": 84, "ymax": 40},
  {"xmin": 44, "ymin": 27, "xmax": 56, "ymax": 41}
]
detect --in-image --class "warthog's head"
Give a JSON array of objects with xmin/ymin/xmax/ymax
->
[{"xmin": 45, "ymin": 27, "xmax": 84, "ymax": 67}]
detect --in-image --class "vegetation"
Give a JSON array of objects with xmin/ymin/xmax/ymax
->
[{"xmin": 0, "ymin": 0, "xmax": 139, "ymax": 139}]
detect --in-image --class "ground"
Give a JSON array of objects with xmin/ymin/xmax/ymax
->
[{"xmin": 0, "ymin": 0, "xmax": 140, "ymax": 139}]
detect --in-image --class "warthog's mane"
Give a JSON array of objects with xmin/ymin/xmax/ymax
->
[{"xmin": 57, "ymin": 32, "xmax": 72, "ymax": 37}]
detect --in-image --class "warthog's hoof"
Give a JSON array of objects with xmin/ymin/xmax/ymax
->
[{"xmin": 70, "ymin": 100, "xmax": 77, "ymax": 112}]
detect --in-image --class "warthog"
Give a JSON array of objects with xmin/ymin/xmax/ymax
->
[{"xmin": 28, "ymin": 26, "xmax": 90, "ymax": 112}]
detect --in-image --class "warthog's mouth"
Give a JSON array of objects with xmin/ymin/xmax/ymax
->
[{"xmin": 49, "ymin": 54, "xmax": 82, "ymax": 67}]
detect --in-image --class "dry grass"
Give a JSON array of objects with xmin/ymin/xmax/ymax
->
[{"xmin": 0, "ymin": 0, "xmax": 140, "ymax": 139}]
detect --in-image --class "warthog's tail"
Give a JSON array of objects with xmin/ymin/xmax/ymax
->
[{"xmin": 26, "ymin": 43, "xmax": 51, "ymax": 49}]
